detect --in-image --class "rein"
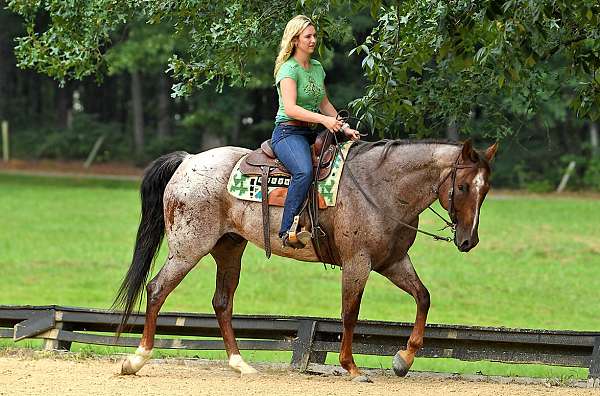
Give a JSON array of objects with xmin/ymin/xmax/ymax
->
[{"xmin": 343, "ymin": 143, "xmax": 477, "ymax": 243}]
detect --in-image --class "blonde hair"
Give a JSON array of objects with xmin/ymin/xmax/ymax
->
[{"xmin": 273, "ymin": 15, "xmax": 314, "ymax": 78}]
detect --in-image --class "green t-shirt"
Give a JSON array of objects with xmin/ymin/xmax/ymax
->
[{"xmin": 275, "ymin": 57, "xmax": 326, "ymax": 124}]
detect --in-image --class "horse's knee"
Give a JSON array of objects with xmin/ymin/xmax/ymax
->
[
  {"xmin": 342, "ymin": 310, "xmax": 359, "ymax": 326},
  {"xmin": 416, "ymin": 287, "xmax": 430, "ymax": 312},
  {"xmin": 212, "ymin": 294, "xmax": 229, "ymax": 316}
]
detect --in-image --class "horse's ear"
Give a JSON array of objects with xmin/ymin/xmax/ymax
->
[
  {"xmin": 485, "ymin": 142, "xmax": 499, "ymax": 162},
  {"xmin": 461, "ymin": 139, "xmax": 475, "ymax": 162}
]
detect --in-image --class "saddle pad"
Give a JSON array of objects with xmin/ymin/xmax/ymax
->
[{"xmin": 227, "ymin": 140, "xmax": 353, "ymax": 207}]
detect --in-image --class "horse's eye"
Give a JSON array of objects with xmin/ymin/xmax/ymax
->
[{"xmin": 458, "ymin": 184, "xmax": 468, "ymax": 192}]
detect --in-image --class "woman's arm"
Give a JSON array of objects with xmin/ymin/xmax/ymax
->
[
  {"xmin": 280, "ymin": 78, "xmax": 342, "ymax": 133},
  {"xmin": 319, "ymin": 87, "xmax": 361, "ymax": 141},
  {"xmin": 319, "ymin": 90, "xmax": 337, "ymax": 117}
]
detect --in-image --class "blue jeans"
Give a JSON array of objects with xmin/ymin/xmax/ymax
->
[{"xmin": 271, "ymin": 124, "xmax": 316, "ymax": 237}]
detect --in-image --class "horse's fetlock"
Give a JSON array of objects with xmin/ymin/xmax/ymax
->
[
  {"xmin": 408, "ymin": 338, "xmax": 423, "ymax": 351},
  {"xmin": 339, "ymin": 355, "xmax": 355, "ymax": 369}
]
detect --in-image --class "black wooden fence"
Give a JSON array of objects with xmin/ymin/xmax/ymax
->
[{"xmin": 1, "ymin": 305, "xmax": 599, "ymax": 380}]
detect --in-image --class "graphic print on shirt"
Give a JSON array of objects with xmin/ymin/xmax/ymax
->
[{"xmin": 304, "ymin": 73, "xmax": 324, "ymax": 110}]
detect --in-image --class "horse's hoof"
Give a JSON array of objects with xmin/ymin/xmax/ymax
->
[
  {"xmin": 120, "ymin": 358, "xmax": 139, "ymax": 375},
  {"xmin": 229, "ymin": 354, "xmax": 258, "ymax": 375},
  {"xmin": 120, "ymin": 347, "xmax": 151, "ymax": 375},
  {"xmin": 240, "ymin": 368, "xmax": 259, "ymax": 376},
  {"xmin": 393, "ymin": 353, "xmax": 410, "ymax": 377},
  {"xmin": 352, "ymin": 375, "xmax": 373, "ymax": 383}
]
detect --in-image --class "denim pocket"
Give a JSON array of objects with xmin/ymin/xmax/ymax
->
[{"xmin": 271, "ymin": 125, "xmax": 287, "ymax": 147}]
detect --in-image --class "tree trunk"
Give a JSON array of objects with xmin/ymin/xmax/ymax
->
[
  {"xmin": 131, "ymin": 71, "xmax": 144, "ymax": 156},
  {"xmin": 446, "ymin": 121, "xmax": 458, "ymax": 141},
  {"xmin": 231, "ymin": 103, "xmax": 240, "ymax": 145},
  {"xmin": 157, "ymin": 73, "xmax": 170, "ymax": 139},
  {"xmin": 590, "ymin": 122, "xmax": 598, "ymax": 157},
  {"xmin": 56, "ymin": 83, "xmax": 72, "ymax": 129},
  {"xmin": 0, "ymin": 24, "xmax": 8, "ymax": 121}
]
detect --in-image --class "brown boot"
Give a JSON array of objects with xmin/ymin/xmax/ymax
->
[{"xmin": 281, "ymin": 231, "xmax": 311, "ymax": 249}]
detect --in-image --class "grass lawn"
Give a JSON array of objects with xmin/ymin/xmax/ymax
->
[{"xmin": 1, "ymin": 173, "xmax": 599, "ymax": 379}]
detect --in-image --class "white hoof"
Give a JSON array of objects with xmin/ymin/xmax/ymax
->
[
  {"xmin": 121, "ymin": 347, "xmax": 152, "ymax": 375},
  {"xmin": 229, "ymin": 354, "xmax": 258, "ymax": 375}
]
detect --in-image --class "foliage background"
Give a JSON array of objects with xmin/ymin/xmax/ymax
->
[{"xmin": 0, "ymin": 1, "xmax": 599, "ymax": 190}]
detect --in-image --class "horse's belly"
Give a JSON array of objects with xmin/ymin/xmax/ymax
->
[{"xmin": 227, "ymin": 199, "xmax": 322, "ymax": 263}]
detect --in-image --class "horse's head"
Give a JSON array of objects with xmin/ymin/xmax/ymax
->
[{"xmin": 438, "ymin": 140, "xmax": 498, "ymax": 252}]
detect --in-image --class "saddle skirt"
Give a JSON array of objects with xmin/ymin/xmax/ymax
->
[
  {"xmin": 240, "ymin": 130, "xmax": 338, "ymax": 181},
  {"xmin": 227, "ymin": 140, "xmax": 354, "ymax": 209}
]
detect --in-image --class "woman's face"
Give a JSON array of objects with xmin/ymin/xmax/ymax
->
[{"xmin": 294, "ymin": 25, "xmax": 317, "ymax": 55}]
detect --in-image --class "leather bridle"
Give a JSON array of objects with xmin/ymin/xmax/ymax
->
[
  {"xmin": 345, "ymin": 143, "xmax": 481, "ymax": 243},
  {"xmin": 434, "ymin": 153, "xmax": 481, "ymax": 228}
]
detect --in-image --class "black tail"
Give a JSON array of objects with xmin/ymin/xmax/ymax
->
[{"xmin": 112, "ymin": 151, "xmax": 188, "ymax": 336}]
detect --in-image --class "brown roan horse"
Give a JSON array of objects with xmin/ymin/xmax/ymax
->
[{"xmin": 114, "ymin": 138, "xmax": 498, "ymax": 381}]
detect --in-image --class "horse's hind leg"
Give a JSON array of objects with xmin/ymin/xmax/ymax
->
[
  {"xmin": 209, "ymin": 233, "xmax": 256, "ymax": 374},
  {"xmin": 121, "ymin": 250, "xmax": 204, "ymax": 375},
  {"xmin": 375, "ymin": 254, "xmax": 430, "ymax": 377}
]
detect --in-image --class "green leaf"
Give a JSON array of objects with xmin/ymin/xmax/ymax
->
[
  {"xmin": 525, "ymin": 55, "xmax": 536, "ymax": 67},
  {"xmin": 370, "ymin": 0, "xmax": 381, "ymax": 19}
]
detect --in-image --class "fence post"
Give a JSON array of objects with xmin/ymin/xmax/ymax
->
[
  {"xmin": 84, "ymin": 134, "xmax": 106, "ymax": 168},
  {"xmin": 291, "ymin": 319, "xmax": 326, "ymax": 372},
  {"xmin": 556, "ymin": 161, "xmax": 576, "ymax": 193},
  {"xmin": 42, "ymin": 310, "xmax": 72, "ymax": 351},
  {"xmin": 1, "ymin": 120, "xmax": 8, "ymax": 162},
  {"xmin": 590, "ymin": 337, "xmax": 600, "ymax": 384}
]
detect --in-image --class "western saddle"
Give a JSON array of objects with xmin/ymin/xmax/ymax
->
[{"xmin": 239, "ymin": 130, "xmax": 338, "ymax": 261}]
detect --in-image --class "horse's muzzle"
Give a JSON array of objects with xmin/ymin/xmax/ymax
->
[{"xmin": 455, "ymin": 233, "xmax": 479, "ymax": 252}]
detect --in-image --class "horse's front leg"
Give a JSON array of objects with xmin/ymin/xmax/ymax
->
[
  {"xmin": 339, "ymin": 253, "xmax": 371, "ymax": 382},
  {"xmin": 375, "ymin": 254, "xmax": 430, "ymax": 377}
]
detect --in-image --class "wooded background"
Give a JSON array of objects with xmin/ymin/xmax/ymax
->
[{"xmin": 1, "ymin": 1, "xmax": 599, "ymax": 190}]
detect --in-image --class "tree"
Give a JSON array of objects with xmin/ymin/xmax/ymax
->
[
  {"xmin": 105, "ymin": 22, "xmax": 178, "ymax": 155},
  {"xmin": 6, "ymin": 0, "xmax": 600, "ymax": 138}
]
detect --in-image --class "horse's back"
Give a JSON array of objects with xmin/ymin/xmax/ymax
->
[
  {"xmin": 168, "ymin": 146, "xmax": 249, "ymax": 191},
  {"xmin": 184, "ymin": 145, "xmax": 250, "ymax": 171}
]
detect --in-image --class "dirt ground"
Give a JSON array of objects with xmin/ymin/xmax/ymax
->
[
  {"xmin": 0, "ymin": 159, "xmax": 142, "ymax": 177},
  {"xmin": 0, "ymin": 352, "xmax": 598, "ymax": 396}
]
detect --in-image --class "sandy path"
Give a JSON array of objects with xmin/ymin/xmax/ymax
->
[{"xmin": 0, "ymin": 353, "xmax": 598, "ymax": 396}]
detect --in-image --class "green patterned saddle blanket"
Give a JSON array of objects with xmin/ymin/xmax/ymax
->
[{"xmin": 227, "ymin": 141, "xmax": 353, "ymax": 208}]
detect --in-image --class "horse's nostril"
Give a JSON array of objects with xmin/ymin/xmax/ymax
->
[{"xmin": 460, "ymin": 240, "xmax": 470, "ymax": 251}]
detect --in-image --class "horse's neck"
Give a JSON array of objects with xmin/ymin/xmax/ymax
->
[{"xmin": 363, "ymin": 143, "xmax": 460, "ymax": 217}]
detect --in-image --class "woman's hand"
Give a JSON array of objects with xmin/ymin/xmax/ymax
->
[
  {"xmin": 344, "ymin": 127, "xmax": 361, "ymax": 141},
  {"xmin": 321, "ymin": 115, "xmax": 343, "ymax": 133}
]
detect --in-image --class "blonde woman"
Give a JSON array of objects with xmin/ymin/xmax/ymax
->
[{"xmin": 272, "ymin": 15, "xmax": 361, "ymax": 248}]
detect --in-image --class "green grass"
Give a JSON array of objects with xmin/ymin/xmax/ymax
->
[{"xmin": 1, "ymin": 173, "xmax": 599, "ymax": 379}]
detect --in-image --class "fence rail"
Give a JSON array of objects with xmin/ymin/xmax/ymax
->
[{"xmin": 1, "ymin": 305, "xmax": 599, "ymax": 379}]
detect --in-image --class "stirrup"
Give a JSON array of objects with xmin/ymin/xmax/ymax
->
[{"xmin": 283, "ymin": 216, "xmax": 312, "ymax": 248}]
